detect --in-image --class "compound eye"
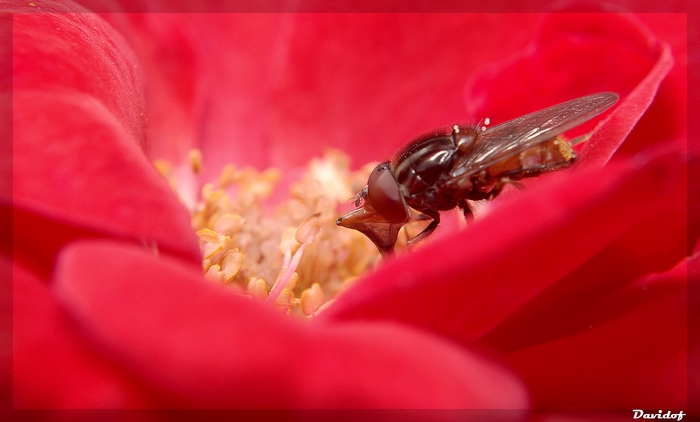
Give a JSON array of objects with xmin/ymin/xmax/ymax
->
[{"xmin": 367, "ymin": 163, "xmax": 409, "ymax": 223}]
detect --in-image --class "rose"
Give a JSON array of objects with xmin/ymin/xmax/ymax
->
[{"xmin": 6, "ymin": 1, "xmax": 694, "ymax": 415}]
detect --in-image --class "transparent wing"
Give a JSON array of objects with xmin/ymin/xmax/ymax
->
[{"xmin": 450, "ymin": 92, "xmax": 619, "ymax": 179}]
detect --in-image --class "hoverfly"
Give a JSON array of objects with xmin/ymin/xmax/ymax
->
[{"xmin": 336, "ymin": 92, "xmax": 619, "ymax": 257}]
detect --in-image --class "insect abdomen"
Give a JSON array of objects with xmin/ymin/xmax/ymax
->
[{"xmin": 485, "ymin": 136, "xmax": 576, "ymax": 179}]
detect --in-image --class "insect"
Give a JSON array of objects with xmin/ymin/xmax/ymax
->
[{"xmin": 336, "ymin": 92, "xmax": 619, "ymax": 257}]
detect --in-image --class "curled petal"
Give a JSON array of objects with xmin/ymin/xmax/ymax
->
[
  {"xmin": 50, "ymin": 240, "xmax": 529, "ymax": 409},
  {"xmin": 11, "ymin": 2, "xmax": 146, "ymax": 146},
  {"xmin": 464, "ymin": 13, "xmax": 674, "ymax": 166},
  {"xmin": 10, "ymin": 4, "xmax": 201, "ymax": 268},
  {"xmin": 320, "ymin": 150, "xmax": 693, "ymax": 346}
]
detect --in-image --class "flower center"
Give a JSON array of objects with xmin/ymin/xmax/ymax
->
[{"xmin": 154, "ymin": 149, "xmax": 381, "ymax": 317}]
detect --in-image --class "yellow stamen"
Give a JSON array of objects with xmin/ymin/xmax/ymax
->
[
  {"xmin": 196, "ymin": 228, "xmax": 226, "ymax": 244},
  {"xmin": 188, "ymin": 149, "xmax": 203, "ymax": 174},
  {"xmin": 247, "ymin": 277, "xmax": 268, "ymax": 300},
  {"xmin": 295, "ymin": 212, "xmax": 324, "ymax": 245},
  {"xmin": 220, "ymin": 248, "xmax": 244, "ymax": 282},
  {"xmin": 280, "ymin": 227, "xmax": 301, "ymax": 255},
  {"xmin": 204, "ymin": 264, "xmax": 224, "ymax": 283},
  {"xmin": 214, "ymin": 213, "xmax": 245, "ymax": 235},
  {"xmin": 156, "ymin": 149, "xmax": 379, "ymax": 317},
  {"xmin": 300, "ymin": 283, "xmax": 325, "ymax": 316}
]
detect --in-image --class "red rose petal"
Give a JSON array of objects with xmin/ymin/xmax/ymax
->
[
  {"xmin": 464, "ymin": 13, "xmax": 673, "ymax": 167},
  {"xmin": 12, "ymin": 4, "xmax": 146, "ymax": 148},
  {"xmin": 612, "ymin": 13, "xmax": 688, "ymax": 157},
  {"xmin": 320, "ymin": 150, "xmax": 691, "ymax": 346},
  {"xmin": 12, "ymin": 92, "xmax": 201, "ymax": 270},
  {"xmin": 504, "ymin": 255, "xmax": 690, "ymax": 409},
  {"xmin": 51, "ymin": 240, "xmax": 528, "ymax": 409},
  {"xmin": 11, "ymin": 6, "xmax": 201, "ymax": 268},
  {"xmin": 106, "ymin": 12, "xmax": 687, "ymax": 180},
  {"xmin": 114, "ymin": 14, "xmax": 543, "ymax": 178},
  {"xmin": 465, "ymin": 13, "xmax": 661, "ymax": 125},
  {"xmin": 481, "ymin": 167, "xmax": 690, "ymax": 354},
  {"xmin": 13, "ymin": 259, "xmax": 150, "ymax": 408},
  {"xmin": 580, "ymin": 43, "xmax": 673, "ymax": 167},
  {"xmin": 0, "ymin": 256, "xmax": 11, "ymax": 406}
]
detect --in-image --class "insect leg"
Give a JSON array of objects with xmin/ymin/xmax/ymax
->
[
  {"xmin": 461, "ymin": 202, "xmax": 474, "ymax": 224},
  {"xmin": 486, "ymin": 182, "xmax": 506, "ymax": 201},
  {"xmin": 407, "ymin": 208, "xmax": 440, "ymax": 245},
  {"xmin": 466, "ymin": 181, "xmax": 509, "ymax": 202}
]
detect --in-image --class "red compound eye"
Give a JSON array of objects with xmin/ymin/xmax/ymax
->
[{"xmin": 367, "ymin": 162, "xmax": 409, "ymax": 224}]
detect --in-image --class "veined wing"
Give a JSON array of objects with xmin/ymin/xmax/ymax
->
[{"xmin": 450, "ymin": 92, "xmax": 619, "ymax": 179}]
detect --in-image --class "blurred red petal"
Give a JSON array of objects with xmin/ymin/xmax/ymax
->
[
  {"xmin": 0, "ymin": 258, "xmax": 9, "ymax": 407},
  {"xmin": 320, "ymin": 150, "xmax": 690, "ymax": 345},
  {"xmin": 13, "ymin": 259, "xmax": 150, "ymax": 408},
  {"xmin": 481, "ymin": 149, "xmax": 692, "ymax": 354},
  {"xmin": 113, "ymin": 14, "xmax": 543, "ymax": 177},
  {"xmin": 10, "ymin": 4, "xmax": 201, "ymax": 268},
  {"xmin": 51, "ymin": 240, "xmax": 528, "ymax": 409},
  {"xmin": 504, "ymin": 255, "xmax": 690, "ymax": 409}
]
